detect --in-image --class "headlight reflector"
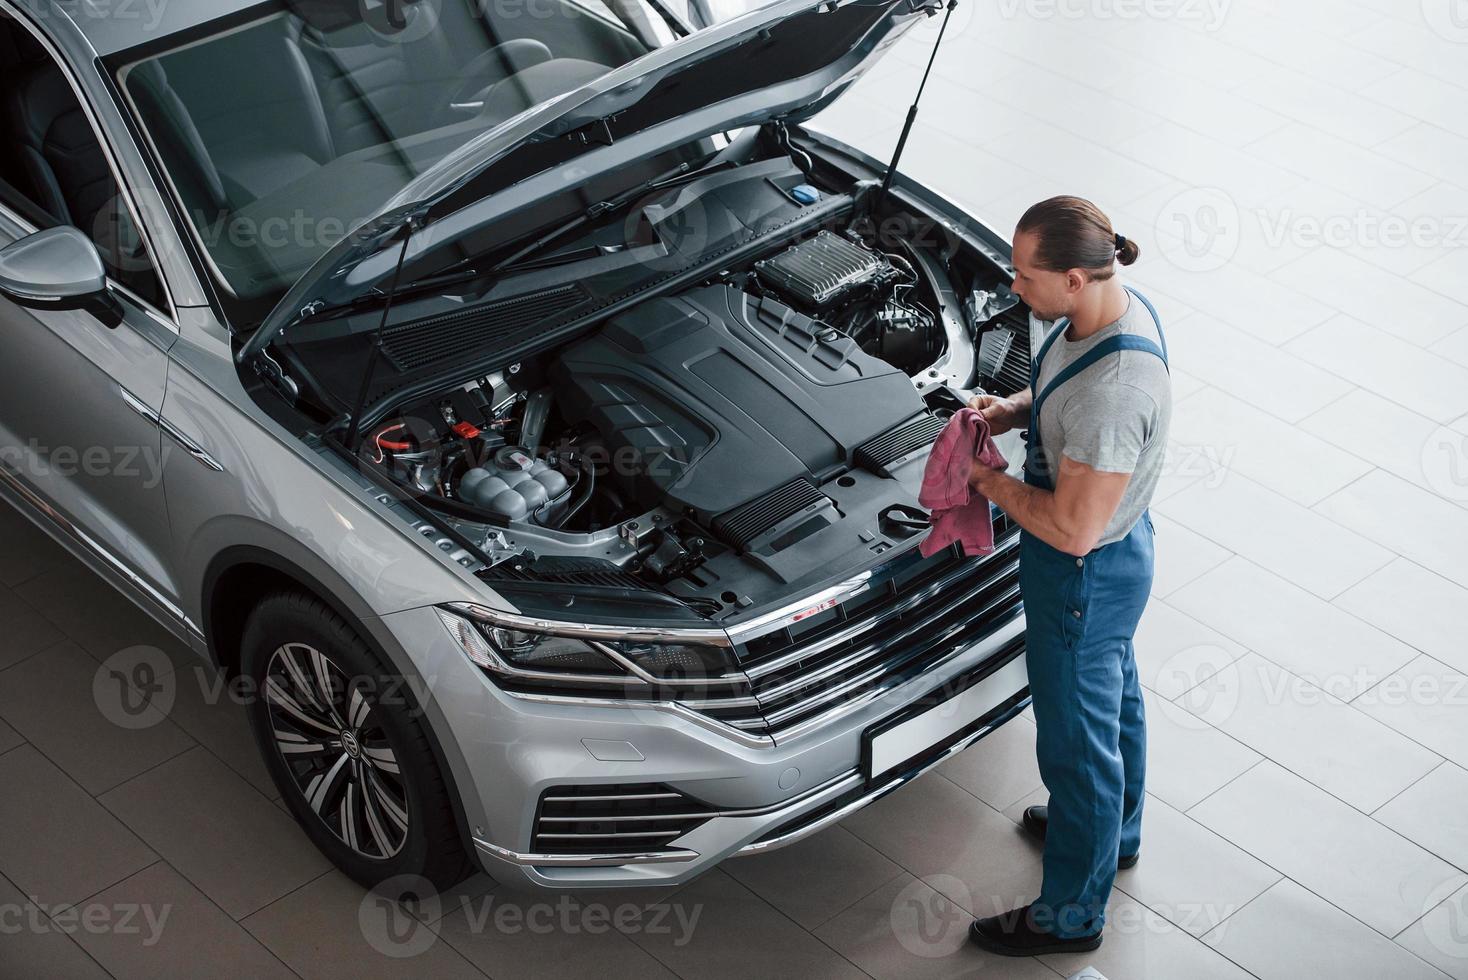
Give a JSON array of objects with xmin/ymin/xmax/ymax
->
[{"xmin": 435, "ymin": 606, "xmax": 742, "ymax": 689}]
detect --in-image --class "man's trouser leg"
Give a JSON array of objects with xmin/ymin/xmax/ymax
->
[{"xmin": 1021, "ymin": 516, "xmax": 1154, "ymax": 938}]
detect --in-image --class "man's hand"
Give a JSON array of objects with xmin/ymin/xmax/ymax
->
[
  {"xmin": 967, "ymin": 392, "xmax": 1024, "ymax": 435},
  {"xmin": 969, "ymin": 452, "xmax": 1132, "ymax": 556}
]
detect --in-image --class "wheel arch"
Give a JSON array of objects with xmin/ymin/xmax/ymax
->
[{"xmin": 200, "ymin": 545, "xmax": 481, "ymax": 870}]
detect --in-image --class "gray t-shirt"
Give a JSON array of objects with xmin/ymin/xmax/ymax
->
[{"xmin": 1029, "ymin": 292, "xmax": 1172, "ymax": 547}]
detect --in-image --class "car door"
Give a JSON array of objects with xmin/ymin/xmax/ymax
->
[{"xmin": 0, "ymin": 24, "xmax": 186, "ymax": 627}]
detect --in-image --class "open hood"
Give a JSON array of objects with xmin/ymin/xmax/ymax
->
[{"xmin": 238, "ymin": 0, "xmax": 942, "ymax": 364}]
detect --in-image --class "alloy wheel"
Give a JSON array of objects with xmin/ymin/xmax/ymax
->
[{"xmin": 263, "ymin": 642, "xmax": 409, "ymax": 859}]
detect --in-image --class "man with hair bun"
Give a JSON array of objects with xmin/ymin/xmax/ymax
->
[{"xmin": 965, "ymin": 196, "xmax": 1171, "ymax": 957}]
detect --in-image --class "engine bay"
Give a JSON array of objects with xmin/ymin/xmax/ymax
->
[{"xmin": 292, "ymin": 135, "xmax": 1034, "ymax": 620}]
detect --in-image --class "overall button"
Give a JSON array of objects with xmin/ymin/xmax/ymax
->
[
  {"xmin": 1072, "ymin": 609, "xmax": 1082, "ymax": 619},
  {"xmin": 1075, "ymin": 558, "xmax": 1084, "ymax": 568}
]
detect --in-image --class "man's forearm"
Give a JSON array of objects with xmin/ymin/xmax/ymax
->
[{"xmin": 969, "ymin": 465, "xmax": 1079, "ymax": 553}]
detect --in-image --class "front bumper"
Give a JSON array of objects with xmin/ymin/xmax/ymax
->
[{"xmin": 381, "ymin": 602, "xmax": 1029, "ymax": 890}]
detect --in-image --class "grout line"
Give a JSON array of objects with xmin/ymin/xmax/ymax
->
[
  {"xmin": 1389, "ymin": 882, "xmax": 1464, "ymax": 943},
  {"xmin": 804, "ymin": 865, "xmax": 910, "ymax": 934},
  {"xmin": 87, "ymin": 739, "xmax": 200, "ymax": 802},
  {"xmin": 1156, "ymin": 469, "xmax": 1399, "ymax": 602},
  {"xmin": 0, "ymin": 635, "xmax": 76, "ymax": 682},
  {"xmin": 236, "ymin": 869, "xmax": 335, "ymax": 927},
  {"xmin": 1169, "ymin": 649, "xmax": 1452, "ymax": 817},
  {"xmin": 1183, "ymin": 758, "xmax": 1264, "ymax": 817},
  {"xmin": 1110, "ymin": 884, "xmax": 1272, "ymax": 980},
  {"xmin": 53, "ymin": 859, "xmax": 164, "ymax": 912},
  {"xmin": 1292, "ymin": 382, "xmax": 1364, "ymax": 431},
  {"xmin": 1184, "ymin": 763, "xmax": 1468, "ymax": 946},
  {"xmin": 1370, "ymin": 759, "xmax": 1448, "ymax": 819},
  {"xmin": 0, "ymin": 867, "xmax": 122, "ymax": 980},
  {"xmin": 1164, "ymin": 585, "xmax": 1468, "ymax": 809}
]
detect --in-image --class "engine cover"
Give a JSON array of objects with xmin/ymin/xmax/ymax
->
[{"xmin": 551, "ymin": 284, "xmax": 927, "ymax": 525}]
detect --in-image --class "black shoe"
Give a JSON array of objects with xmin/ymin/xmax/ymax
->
[
  {"xmin": 1022, "ymin": 805, "xmax": 1140, "ymax": 870},
  {"xmin": 969, "ymin": 904, "xmax": 1102, "ymax": 957}
]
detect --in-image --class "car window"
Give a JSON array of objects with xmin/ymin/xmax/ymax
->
[
  {"xmin": 678, "ymin": 0, "xmax": 779, "ymax": 27},
  {"xmin": 0, "ymin": 13, "xmax": 167, "ymax": 310},
  {"xmin": 111, "ymin": 0, "xmax": 680, "ymax": 326}
]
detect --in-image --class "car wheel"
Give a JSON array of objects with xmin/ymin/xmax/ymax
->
[{"xmin": 241, "ymin": 590, "xmax": 471, "ymax": 891}]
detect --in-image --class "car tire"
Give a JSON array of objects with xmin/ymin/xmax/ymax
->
[{"xmin": 241, "ymin": 590, "xmax": 471, "ymax": 892}]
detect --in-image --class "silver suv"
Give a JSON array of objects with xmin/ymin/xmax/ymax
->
[{"xmin": 0, "ymin": 0, "xmax": 1031, "ymax": 892}]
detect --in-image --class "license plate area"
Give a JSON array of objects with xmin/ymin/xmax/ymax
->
[{"xmin": 861, "ymin": 649, "xmax": 1028, "ymax": 782}]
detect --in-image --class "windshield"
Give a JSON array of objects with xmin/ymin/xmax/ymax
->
[{"xmin": 113, "ymin": 0, "xmax": 680, "ymax": 322}]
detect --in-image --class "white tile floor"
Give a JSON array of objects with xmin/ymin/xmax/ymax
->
[{"xmin": 4, "ymin": 2, "xmax": 1468, "ymax": 977}]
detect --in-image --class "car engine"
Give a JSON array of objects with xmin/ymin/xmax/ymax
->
[{"xmin": 352, "ymin": 179, "xmax": 1031, "ymax": 616}]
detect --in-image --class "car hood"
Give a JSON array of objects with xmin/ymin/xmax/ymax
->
[{"xmin": 238, "ymin": 0, "xmax": 941, "ymax": 363}]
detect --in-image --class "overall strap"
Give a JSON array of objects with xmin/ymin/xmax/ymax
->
[
  {"xmin": 1032, "ymin": 334, "xmax": 1169, "ymax": 421},
  {"xmin": 1123, "ymin": 285, "xmax": 1169, "ymax": 362},
  {"xmin": 1029, "ymin": 317, "xmax": 1072, "ymax": 392}
]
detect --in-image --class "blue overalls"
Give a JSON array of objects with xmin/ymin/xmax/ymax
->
[{"xmin": 1020, "ymin": 288, "xmax": 1168, "ymax": 939}]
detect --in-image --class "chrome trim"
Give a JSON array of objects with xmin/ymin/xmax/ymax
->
[
  {"xmin": 721, "ymin": 527, "xmax": 1017, "ymax": 644},
  {"xmin": 118, "ymin": 385, "xmax": 160, "ymax": 424},
  {"xmin": 737, "ymin": 695, "xmax": 1032, "ymax": 856},
  {"xmin": 0, "ymin": 200, "xmax": 178, "ymax": 332},
  {"xmin": 745, "ymin": 533, "xmax": 1020, "ymax": 681},
  {"xmin": 538, "ymin": 829, "xmax": 682, "ymax": 839},
  {"xmin": 118, "ymin": 385, "xmax": 225, "ymax": 472},
  {"xmin": 757, "ymin": 577, "xmax": 1020, "ymax": 709},
  {"xmin": 767, "ymin": 612, "xmax": 1026, "ymax": 743},
  {"xmin": 447, "ymin": 601, "xmax": 734, "ymax": 647},
  {"xmin": 0, "ymin": 4, "xmax": 183, "ymax": 324},
  {"xmin": 668, "ymin": 691, "xmax": 763, "ymax": 710},
  {"xmin": 724, "ymin": 567, "xmax": 888, "ymax": 642},
  {"xmin": 538, "ymin": 812, "xmax": 713, "ymax": 823},
  {"xmin": 710, "ymin": 770, "xmax": 862, "ymax": 818},
  {"xmin": 502, "ymin": 688, "xmax": 776, "ymax": 748},
  {"xmin": 498, "ymin": 588, "xmax": 1025, "ymax": 747},
  {"xmin": 438, "ymin": 607, "xmax": 748, "ymax": 692},
  {"xmin": 542, "ymin": 792, "xmax": 680, "ymax": 803},
  {"xmin": 159, "ymin": 416, "xmax": 225, "ymax": 472},
  {"xmin": 587, "ymin": 639, "xmax": 748, "ymax": 690},
  {"xmin": 480, "ymin": 680, "xmax": 1026, "ymax": 871},
  {"xmin": 501, "ymin": 772, "xmax": 858, "ymax": 866},
  {"xmin": 0, "ymin": 459, "xmax": 200, "ymax": 640},
  {"xmin": 475, "ymin": 839, "xmax": 701, "ymax": 867}
]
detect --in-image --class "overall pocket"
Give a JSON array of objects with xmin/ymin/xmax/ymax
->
[{"xmin": 1061, "ymin": 555, "xmax": 1090, "ymax": 651}]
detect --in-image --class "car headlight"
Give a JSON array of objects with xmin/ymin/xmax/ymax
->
[{"xmin": 436, "ymin": 605, "xmax": 744, "ymax": 690}]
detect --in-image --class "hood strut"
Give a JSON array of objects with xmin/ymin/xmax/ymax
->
[
  {"xmin": 344, "ymin": 216, "xmax": 418, "ymax": 453},
  {"xmin": 879, "ymin": 0, "xmax": 957, "ymax": 199}
]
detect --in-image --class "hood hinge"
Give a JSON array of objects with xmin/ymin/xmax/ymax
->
[
  {"xmin": 250, "ymin": 348, "xmax": 299, "ymax": 402},
  {"xmin": 569, "ymin": 116, "xmax": 618, "ymax": 147}
]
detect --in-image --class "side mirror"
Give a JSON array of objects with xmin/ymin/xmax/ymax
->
[{"xmin": 0, "ymin": 226, "xmax": 108, "ymax": 308}]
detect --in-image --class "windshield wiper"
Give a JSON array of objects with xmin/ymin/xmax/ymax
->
[
  {"xmin": 491, "ymin": 157, "xmax": 734, "ymax": 274},
  {"xmin": 306, "ymin": 158, "xmax": 729, "ymax": 324},
  {"xmin": 300, "ymin": 266, "xmax": 483, "ymax": 324}
]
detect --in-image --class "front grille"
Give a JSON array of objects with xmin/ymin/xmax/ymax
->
[
  {"xmin": 532, "ymin": 783, "xmax": 716, "ymax": 855},
  {"xmin": 725, "ymin": 519, "xmax": 1022, "ymax": 738},
  {"xmin": 497, "ymin": 511, "xmax": 1022, "ymax": 743}
]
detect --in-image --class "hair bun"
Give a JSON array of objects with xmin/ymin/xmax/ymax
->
[{"xmin": 1114, "ymin": 232, "xmax": 1140, "ymax": 266}]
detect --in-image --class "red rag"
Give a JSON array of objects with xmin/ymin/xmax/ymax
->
[{"xmin": 918, "ymin": 408, "xmax": 1009, "ymax": 558}]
